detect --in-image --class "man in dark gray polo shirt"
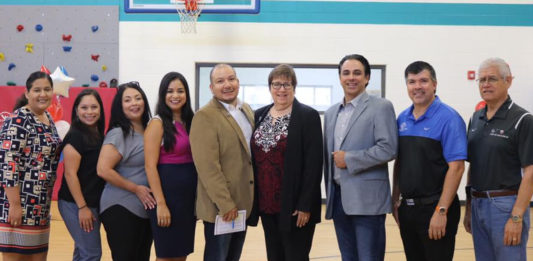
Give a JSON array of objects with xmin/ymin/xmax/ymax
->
[{"xmin": 464, "ymin": 57, "xmax": 533, "ymax": 261}]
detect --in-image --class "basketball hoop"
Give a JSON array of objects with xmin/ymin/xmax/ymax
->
[{"xmin": 173, "ymin": 0, "xmax": 202, "ymax": 34}]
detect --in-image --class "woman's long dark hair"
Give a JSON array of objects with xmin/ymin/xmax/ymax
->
[
  {"xmin": 108, "ymin": 82, "xmax": 151, "ymax": 137},
  {"xmin": 156, "ymin": 72, "xmax": 194, "ymax": 152},
  {"xmin": 68, "ymin": 89, "xmax": 106, "ymax": 146}
]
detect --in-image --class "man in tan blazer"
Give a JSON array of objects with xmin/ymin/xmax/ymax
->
[{"xmin": 190, "ymin": 64, "xmax": 255, "ymax": 261}]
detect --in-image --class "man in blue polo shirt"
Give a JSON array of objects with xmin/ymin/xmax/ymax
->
[
  {"xmin": 464, "ymin": 57, "xmax": 533, "ymax": 261},
  {"xmin": 392, "ymin": 61, "xmax": 467, "ymax": 261}
]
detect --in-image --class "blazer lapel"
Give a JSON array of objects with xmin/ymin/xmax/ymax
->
[
  {"xmin": 213, "ymin": 98, "xmax": 253, "ymax": 159},
  {"xmin": 326, "ymin": 104, "xmax": 340, "ymax": 154},
  {"xmin": 342, "ymin": 92, "xmax": 369, "ymax": 144}
]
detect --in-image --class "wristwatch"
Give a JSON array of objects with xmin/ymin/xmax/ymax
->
[
  {"xmin": 436, "ymin": 206, "xmax": 447, "ymax": 215},
  {"xmin": 511, "ymin": 214, "xmax": 522, "ymax": 223}
]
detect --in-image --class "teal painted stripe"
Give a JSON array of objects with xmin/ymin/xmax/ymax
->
[
  {"xmin": 1, "ymin": 0, "xmax": 118, "ymax": 5},
  {"xmin": 2, "ymin": 0, "xmax": 532, "ymax": 26},
  {"xmin": 120, "ymin": 1, "xmax": 533, "ymax": 26}
]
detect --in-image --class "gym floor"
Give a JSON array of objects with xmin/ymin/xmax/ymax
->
[{"xmin": 18, "ymin": 202, "xmax": 533, "ymax": 260}]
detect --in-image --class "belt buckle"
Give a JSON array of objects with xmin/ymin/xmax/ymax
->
[{"xmin": 405, "ymin": 198, "xmax": 415, "ymax": 206}]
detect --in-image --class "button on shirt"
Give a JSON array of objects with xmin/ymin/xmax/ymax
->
[
  {"xmin": 333, "ymin": 92, "xmax": 365, "ymax": 184},
  {"xmin": 219, "ymin": 99, "xmax": 253, "ymax": 155}
]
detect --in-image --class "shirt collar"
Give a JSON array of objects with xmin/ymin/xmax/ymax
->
[
  {"xmin": 341, "ymin": 90, "xmax": 366, "ymax": 109},
  {"xmin": 407, "ymin": 95, "xmax": 441, "ymax": 121},
  {"xmin": 218, "ymin": 99, "xmax": 243, "ymax": 111},
  {"xmin": 479, "ymin": 96, "xmax": 513, "ymax": 120}
]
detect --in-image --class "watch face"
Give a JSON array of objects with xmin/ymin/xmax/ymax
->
[
  {"xmin": 439, "ymin": 207, "xmax": 446, "ymax": 214},
  {"xmin": 512, "ymin": 215, "xmax": 521, "ymax": 222}
]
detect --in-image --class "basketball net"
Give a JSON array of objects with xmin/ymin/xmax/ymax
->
[{"xmin": 176, "ymin": 0, "xmax": 202, "ymax": 34}]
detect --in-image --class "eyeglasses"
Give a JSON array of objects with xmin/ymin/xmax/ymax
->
[
  {"xmin": 271, "ymin": 82, "xmax": 293, "ymax": 90},
  {"xmin": 476, "ymin": 76, "xmax": 502, "ymax": 85}
]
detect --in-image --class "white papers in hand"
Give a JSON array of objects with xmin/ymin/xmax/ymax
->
[{"xmin": 214, "ymin": 210, "xmax": 246, "ymax": 235}]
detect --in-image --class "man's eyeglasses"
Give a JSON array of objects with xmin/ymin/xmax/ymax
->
[
  {"xmin": 271, "ymin": 82, "xmax": 293, "ymax": 90},
  {"xmin": 476, "ymin": 76, "xmax": 502, "ymax": 85}
]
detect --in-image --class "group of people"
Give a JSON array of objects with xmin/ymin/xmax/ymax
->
[{"xmin": 0, "ymin": 55, "xmax": 530, "ymax": 261}]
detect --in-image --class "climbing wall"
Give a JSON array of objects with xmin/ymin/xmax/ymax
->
[{"xmin": 0, "ymin": 5, "xmax": 118, "ymax": 87}]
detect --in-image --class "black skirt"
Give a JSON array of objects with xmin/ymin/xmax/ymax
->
[{"xmin": 148, "ymin": 163, "xmax": 197, "ymax": 258}]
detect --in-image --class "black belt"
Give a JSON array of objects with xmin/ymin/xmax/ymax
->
[
  {"xmin": 472, "ymin": 190, "xmax": 517, "ymax": 198},
  {"xmin": 402, "ymin": 194, "xmax": 440, "ymax": 206}
]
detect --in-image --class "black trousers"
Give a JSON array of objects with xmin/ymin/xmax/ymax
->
[
  {"xmin": 100, "ymin": 205, "xmax": 153, "ymax": 261},
  {"xmin": 398, "ymin": 195, "xmax": 460, "ymax": 261},
  {"xmin": 261, "ymin": 213, "xmax": 316, "ymax": 261}
]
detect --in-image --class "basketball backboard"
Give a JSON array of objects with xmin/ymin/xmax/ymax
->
[{"xmin": 124, "ymin": 0, "xmax": 260, "ymax": 14}]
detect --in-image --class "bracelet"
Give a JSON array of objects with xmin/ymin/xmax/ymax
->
[{"xmin": 78, "ymin": 204, "xmax": 87, "ymax": 210}]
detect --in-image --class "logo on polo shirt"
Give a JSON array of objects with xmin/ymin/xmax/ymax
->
[
  {"xmin": 399, "ymin": 122, "xmax": 408, "ymax": 132},
  {"xmin": 490, "ymin": 128, "xmax": 509, "ymax": 139}
]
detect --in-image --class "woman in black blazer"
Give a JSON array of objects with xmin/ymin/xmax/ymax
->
[{"xmin": 251, "ymin": 64, "xmax": 323, "ymax": 261}]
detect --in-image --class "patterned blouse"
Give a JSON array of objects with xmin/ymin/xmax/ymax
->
[
  {"xmin": 251, "ymin": 113, "xmax": 290, "ymax": 214},
  {"xmin": 0, "ymin": 107, "xmax": 61, "ymax": 226}
]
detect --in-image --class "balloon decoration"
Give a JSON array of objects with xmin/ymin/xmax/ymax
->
[
  {"xmin": 0, "ymin": 112, "xmax": 12, "ymax": 126},
  {"xmin": 63, "ymin": 46, "xmax": 72, "ymax": 52},
  {"xmin": 50, "ymin": 66, "xmax": 75, "ymax": 97},
  {"xmin": 91, "ymin": 74, "xmax": 99, "ymax": 82},
  {"xmin": 25, "ymin": 43, "xmax": 34, "ymax": 53},
  {"xmin": 101, "ymin": 65, "xmax": 107, "ymax": 72},
  {"xmin": 8, "ymin": 63, "xmax": 16, "ymax": 71},
  {"xmin": 35, "ymin": 24, "xmax": 43, "ymax": 32},
  {"xmin": 99, "ymin": 81, "xmax": 108, "ymax": 88},
  {"xmin": 475, "ymin": 101, "xmax": 486, "ymax": 111},
  {"xmin": 47, "ymin": 97, "xmax": 70, "ymax": 140},
  {"xmin": 54, "ymin": 120, "xmax": 70, "ymax": 140},
  {"xmin": 91, "ymin": 25, "xmax": 99, "ymax": 32},
  {"xmin": 16, "ymin": 25, "xmax": 24, "ymax": 32},
  {"xmin": 91, "ymin": 54, "xmax": 100, "ymax": 62},
  {"xmin": 40, "ymin": 65, "xmax": 51, "ymax": 74},
  {"xmin": 0, "ymin": 52, "xmax": 5, "ymax": 62},
  {"xmin": 47, "ymin": 97, "xmax": 64, "ymax": 122},
  {"xmin": 6, "ymin": 81, "xmax": 16, "ymax": 86},
  {"xmin": 60, "ymin": 66, "xmax": 69, "ymax": 76}
]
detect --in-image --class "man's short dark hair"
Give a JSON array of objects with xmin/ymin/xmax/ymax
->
[
  {"xmin": 338, "ymin": 54, "xmax": 371, "ymax": 79},
  {"xmin": 404, "ymin": 61, "xmax": 437, "ymax": 82}
]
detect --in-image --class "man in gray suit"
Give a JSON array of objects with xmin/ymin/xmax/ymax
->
[{"xmin": 324, "ymin": 54, "xmax": 398, "ymax": 261}]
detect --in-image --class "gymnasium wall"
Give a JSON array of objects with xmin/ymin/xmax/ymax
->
[
  {"xmin": 115, "ymin": 1, "xmax": 533, "ymax": 200},
  {"xmin": 0, "ymin": 5, "xmax": 119, "ymax": 87},
  {"xmin": 3, "ymin": 0, "xmax": 533, "ymax": 200}
]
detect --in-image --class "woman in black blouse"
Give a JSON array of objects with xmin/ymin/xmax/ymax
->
[
  {"xmin": 57, "ymin": 89, "xmax": 106, "ymax": 261},
  {"xmin": 251, "ymin": 64, "xmax": 323, "ymax": 261}
]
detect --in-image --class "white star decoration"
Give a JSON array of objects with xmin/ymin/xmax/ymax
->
[{"xmin": 50, "ymin": 67, "xmax": 75, "ymax": 98}]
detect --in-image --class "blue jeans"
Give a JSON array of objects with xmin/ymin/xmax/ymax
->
[
  {"xmin": 471, "ymin": 195, "xmax": 530, "ymax": 261},
  {"xmin": 203, "ymin": 221, "xmax": 247, "ymax": 261},
  {"xmin": 332, "ymin": 186, "xmax": 386, "ymax": 261},
  {"xmin": 58, "ymin": 200, "xmax": 102, "ymax": 261}
]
